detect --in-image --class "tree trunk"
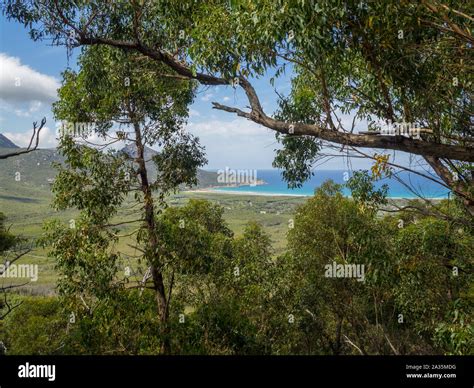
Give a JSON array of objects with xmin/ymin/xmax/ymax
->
[
  {"xmin": 332, "ymin": 316, "xmax": 344, "ymax": 355},
  {"xmin": 133, "ymin": 121, "xmax": 171, "ymax": 354},
  {"xmin": 424, "ymin": 156, "xmax": 474, "ymax": 216}
]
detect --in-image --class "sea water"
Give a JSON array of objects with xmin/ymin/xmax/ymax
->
[{"xmin": 212, "ymin": 169, "xmax": 449, "ymax": 199}]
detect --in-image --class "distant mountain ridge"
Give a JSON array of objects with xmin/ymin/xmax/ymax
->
[
  {"xmin": 120, "ymin": 143, "xmax": 221, "ymax": 188},
  {"xmin": 120, "ymin": 143, "xmax": 158, "ymax": 160},
  {"xmin": 0, "ymin": 142, "xmax": 220, "ymax": 190},
  {"xmin": 0, "ymin": 134, "xmax": 19, "ymax": 149}
]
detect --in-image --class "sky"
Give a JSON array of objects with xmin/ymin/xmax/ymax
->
[{"xmin": 0, "ymin": 14, "xmax": 410, "ymax": 171}]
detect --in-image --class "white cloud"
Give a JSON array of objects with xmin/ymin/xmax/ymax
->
[
  {"xmin": 187, "ymin": 118, "xmax": 269, "ymax": 137},
  {"xmin": 185, "ymin": 117, "xmax": 278, "ymax": 169},
  {"xmin": 0, "ymin": 53, "xmax": 60, "ymax": 104},
  {"xmin": 200, "ymin": 92, "xmax": 214, "ymax": 102},
  {"xmin": 1, "ymin": 100, "xmax": 44, "ymax": 118},
  {"xmin": 5, "ymin": 125, "xmax": 58, "ymax": 149},
  {"xmin": 189, "ymin": 108, "xmax": 200, "ymax": 117},
  {"xmin": 4, "ymin": 122, "xmax": 131, "ymax": 151},
  {"xmin": 223, "ymin": 96, "xmax": 231, "ymax": 102}
]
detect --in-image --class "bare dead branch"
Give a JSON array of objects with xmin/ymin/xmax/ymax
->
[{"xmin": 0, "ymin": 118, "xmax": 46, "ymax": 160}]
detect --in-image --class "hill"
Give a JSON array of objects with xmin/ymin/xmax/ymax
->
[
  {"xmin": 0, "ymin": 144, "xmax": 221, "ymax": 194},
  {"xmin": 0, "ymin": 134, "xmax": 19, "ymax": 149},
  {"xmin": 120, "ymin": 143, "xmax": 220, "ymax": 188}
]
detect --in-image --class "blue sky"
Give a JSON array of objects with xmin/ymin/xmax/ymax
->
[{"xmin": 0, "ymin": 14, "xmax": 403, "ymax": 171}]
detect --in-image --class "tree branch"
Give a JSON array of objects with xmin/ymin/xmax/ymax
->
[
  {"xmin": 0, "ymin": 118, "xmax": 46, "ymax": 160},
  {"xmin": 212, "ymin": 100, "xmax": 474, "ymax": 162}
]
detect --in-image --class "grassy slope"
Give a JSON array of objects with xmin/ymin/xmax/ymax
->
[
  {"xmin": 0, "ymin": 149, "xmax": 415, "ymax": 295},
  {"xmin": 0, "ymin": 165, "xmax": 304, "ymax": 295}
]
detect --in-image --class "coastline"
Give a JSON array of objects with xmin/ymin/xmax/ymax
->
[
  {"xmin": 186, "ymin": 188, "xmax": 307, "ymax": 197},
  {"xmin": 189, "ymin": 169, "xmax": 449, "ymax": 200},
  {"xmin": 184, "ymin": 188, "xmax": 446, "ymax": 200}
]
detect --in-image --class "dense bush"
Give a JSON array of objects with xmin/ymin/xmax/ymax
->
[{"xmin": 2, "ymin": 190, "xmax": 471, "ymax": 355}]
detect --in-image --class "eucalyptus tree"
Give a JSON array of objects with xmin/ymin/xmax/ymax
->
[
  {"xmin": 0, "ymin": 213, "xmax": 24, "ymax": 321},
  {"xmin": 0, "ymin": 116, "xmax": 47, "ymax": 320},
  {"xmin": 391, "ymin": 211, "xmax": 473, "ymax": 355},
  {"xmin": 285, "ymin": 181, "xmax": 399, "ymax": 354},
  {"xmin": 284, "ymin": 180, "xmax": 473, "ymax": 355},
  {"xmin": 43, "ymin": 44, "xmax": 205, "ymax": 353},
  {"xmin": 3, "ymin": 0, "xmax": 473, "ymax": 215},
  {"xmin": 0, "ymin": 212, "xmax": 36, "ymax": 322}
]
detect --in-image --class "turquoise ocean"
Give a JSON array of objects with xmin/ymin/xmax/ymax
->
[{"xmin": 210, "ymin": 169, "xmax": 450, "ymax": 199}]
